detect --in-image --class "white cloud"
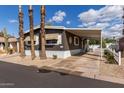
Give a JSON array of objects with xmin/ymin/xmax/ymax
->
[
  {"xmin": 78, "ymin": 9, "xmax": 99, "ymax": 23},
  {"xmin": 78, "ymin": 5, "xmax": 123, "ymax": 38},
  {"xmin": 78, "ymin": 22, "xmax": 96, "ymax": 27},
  {"xmin": 92, "ymin": 23, "xmax": 110, "ymax": 28},
  {"xmin": 48, "ymin": 10, "xmax": 66, "ymax": 23},
  {"xmin": 9, "ymin": 19, "xmax": 18, "ymax": 23},
  {"xmin": 109, "ymin": 24, "xmax": 122, "ymax": 31},
  {"xmin": 66, "ymin": 21, "xmax": 71, "ymax": 25}
]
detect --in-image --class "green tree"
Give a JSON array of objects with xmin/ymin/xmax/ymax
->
[{"xmin": 89, "ymin": 39, "xmax": 100, "ymax": 45}]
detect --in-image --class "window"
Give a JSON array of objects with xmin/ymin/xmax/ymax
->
[
  {"xmin": 28, "ymin": 41, "xmax": 31, "ymax": 44},
  {"xmin": 27, "ymin": 41, "xmax": 36, "ymax": 45},
  {"xmin": 46, "ymin": 39, "xmax": 57, "ymax": 45},
  {"xmin": 45, "ymin": 34, "xmax": 62, "ymax": 45},
  {"xmin": 74, "ymin": 36, "xmax": 79, "ymax": 46}
]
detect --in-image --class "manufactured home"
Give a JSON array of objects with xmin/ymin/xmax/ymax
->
[
  {"xmin": 24, "ymin": 25, "xmax": 101, "ymax": 58},
  {"xmin": 0, "ymin": 35, "xmax": 17, "ymax": 52}
]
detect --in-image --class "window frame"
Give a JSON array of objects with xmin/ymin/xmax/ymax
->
[
  {"xmin": 74, "ymin": 36, "xmax": 79, "ymax": 46},
  {"xmin": 46, "ymin": 39, "xmax": 58, "ymax": 45}
]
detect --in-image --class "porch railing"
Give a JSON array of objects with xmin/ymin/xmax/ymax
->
[{"xmin": 107, "ymin": 48, "xmax": 121, "ymax": 65}]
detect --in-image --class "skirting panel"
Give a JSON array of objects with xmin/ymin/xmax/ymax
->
[{"xmin": 25, "ymin": 49, "xmax": 82, "ymax": 58}]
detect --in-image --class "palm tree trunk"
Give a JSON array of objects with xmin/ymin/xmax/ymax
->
[
  {"xmin": 40, "ymin": 5, "xmax": 46, "ymax": 59},
  {"xmin": 29, "ymin": 5, "xmax": 35, "ymax": 60},
  {"xmin": 3, "ymin": 28, "xmax": 9, "ymax": 54},
  {"xmin": 19, "ymin": 5, "xmax": 25, "ymax": 57},
  {"xmin": 4, "ymin": 38, "xmax": 8, "ymax": 53}
]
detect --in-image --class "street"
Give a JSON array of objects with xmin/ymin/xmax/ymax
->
[{"xmin": 0, "ymin": 61, "xmax": 124, "ymax": 88}]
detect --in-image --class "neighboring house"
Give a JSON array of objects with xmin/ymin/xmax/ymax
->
[
  {"xmin": 0, "ymin": 35, "xmax": 17, "ymax": 52},
  {"xmin": 24, "ymin": 25, "xmax": 101, "ymax": 58}
]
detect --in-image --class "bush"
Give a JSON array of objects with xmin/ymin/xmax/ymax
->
[
  {"xmin": 104, "ymin": 49, "xmax": 116, "ymax": 64},
  {"xmin": 104, "ymin": 49, "xmax": 108, "ymax": 56},
  {"xmin": 8, "ymin": 48, "xmax": 13, "ymax": 54},
  {"xmin": 53, "ymin": 55, "xmax": 57, "ymax": 59}
]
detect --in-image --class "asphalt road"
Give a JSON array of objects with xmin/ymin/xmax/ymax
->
[{"xmin": 0, "ymin": 61, "xmax": 124, "ymax": 88}]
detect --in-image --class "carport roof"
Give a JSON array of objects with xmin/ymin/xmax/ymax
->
[{"xmin": 65, "ymin": 28, "xmax": 101, "ymax": 40}]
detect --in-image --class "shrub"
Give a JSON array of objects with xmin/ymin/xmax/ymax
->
[
  {"xmin": 104, "ymin": 49, "xmax": 108, "ymax": 56},
  {"xmin": 53, "ymin": 55, "xmax": 57, "ymax": 59}
]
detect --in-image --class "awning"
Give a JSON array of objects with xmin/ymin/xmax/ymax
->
[
  {"xmin": 65, "ymin": 28, "xmax": 101, "ymax": 40},
  {"xmin": 8, "ymin": 38, "xmax": 17, "ymax": 42},
  {"xmin": 45, "ymin": 34, "xmax": 59, "ymax": 40}
]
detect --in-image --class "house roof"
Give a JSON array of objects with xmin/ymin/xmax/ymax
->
[
  {"xmin": 8, "ymin": 37, "xmax": 17, "ymax": 42},
  {"xmin": 0, "ymin": 36, "xmax": 17, "ymax": 43},
  {"xmin": 25, "ymin": 25, "xmax": 65, "ymax": 33},
  {"xmin": 24, "ymin": 25, "xmax": 102, "ymax": 40}
]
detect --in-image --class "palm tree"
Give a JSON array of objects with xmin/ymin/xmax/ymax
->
[
  {"xmin": 19, "ymin": 5, "xmax": 25, "ymax": 57},
  {"xmin": 3, "ymin": 28, "xmax": 9, "ymax": 53},
  {"xmin": 29, "ymin": 5, "xmax": 35, "ymax": 60},
  {"xmin": 40, "ymin": 5, "xmax": 47, "ymax": 59}
]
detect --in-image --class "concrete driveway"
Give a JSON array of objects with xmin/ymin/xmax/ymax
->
[{"xmin": 52, "ymin": 49, "xmax": 101, "ymax": 75}]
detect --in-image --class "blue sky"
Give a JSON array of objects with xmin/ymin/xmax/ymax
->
[{"xmin": 0, "ymin": 5, "xmax": 123, "ymax": 38}]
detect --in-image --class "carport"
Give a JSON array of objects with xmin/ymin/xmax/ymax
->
[{"xmin": 64, "ymin": 28, "xmax": 102, "ymax": 60}]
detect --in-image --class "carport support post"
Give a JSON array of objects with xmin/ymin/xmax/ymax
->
[
  {"xmin": 87, "ymin": 39, "xmax": 89, "ymax": 52},
  {"xmin": 100, "ymin": 32, "xmax": 102, "ymax": 60}
]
